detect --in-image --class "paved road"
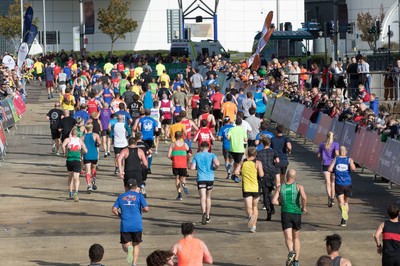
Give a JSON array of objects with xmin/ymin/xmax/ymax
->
[{"xmin": 0, "ymin": 84, "xmax": 399, "ymax": 266}]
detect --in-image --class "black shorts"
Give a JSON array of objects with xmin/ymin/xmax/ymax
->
[
  {"xmin": 173, "ymin": 168, "xmax": 188, "ymax": 177},
  {"xmin": 101, "ymin": 130, "xmax": 109, "ymax": 137},
  {"xmin": 230, "ymin": 152, "xmax": 244, "ymax": 164},
  {"xmin": 197, "ymin": 181, "xmax": 214, "ymax": 190},
  {"xmin": 243, "ymin": 191, "xmax": 260, "ymax": 198},
  {"xmin": 322, "ymin": 165, "xmax": 330, "ymax": 172},
  {"xmin": 382, "ymin": 254, "xmax": 400, "ymax": 266},
  {"xmin": 155, "ymin": 130, "xmax": 161, "ymax": 137},
  {"xmin": 66, "ymin": 160, "xmax": 81, "ymax": 173},
  {"xmin": 275, "ymin": 162, "xmax": 289, "ymax": 175},
  {"xmin": 143, "ymin": 139, "xmax": 154, "ymax": 148},
  {"xmin": 120, "ymin": 232, "xmax": 143, "ymax": 244},
  {"xmin": 124, "ymin": 171, "xmax": 143, "ymax": 186},
  {"xmin": 51, "ymin": 128, "xmax": 61, "ymax": 140},
  {"xmin": 83, "ymin": 159, "xmax": 98, "ymax": 165},
  {"xmin": 161, "ymin": 119, "xmax": 172, "ymax": 125},
  {"xmin": 281, "ymin": 212, "xmax": 302, "ymax": 231},
  {"xmin": 335, "ymin": 184, "xmax": 352, "ymax": 197},
  {"xmin": 192, "ymin": 109, "xmax": 199, "ymax": 119},
  {"xmin": 212, "ymin": 109, "xmax": 222, "ymax": 120},
  {"xmin": 222, "ymin": 149, "xmax": 232, "ymax": 159},
  {"xmin": 114, "ymin": 146, "xmax": 126, "ymax": 154}
]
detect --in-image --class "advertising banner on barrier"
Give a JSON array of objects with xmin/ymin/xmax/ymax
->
[
  {"xmin": 282, "ymin": 101, "xmax": 297, "ymax": 129},
  {"xmin": 329, "ymin": 118, "xmax": 344, "ymax": 142},
  {"xmin": 12, "ymin": 93, "xmax": 27, "ymax": 116},
  {"xmin": 297, "ymin": 107, "xmax": 313, "ymax": 136},
  {"xmin": 1, "ymin": 100, "xmax": 15, "ymax": 128},
  {"xmin": 350, "ymin": 127, "xmax": 369, "ymax": 164},
  {"xmin": 7, "ymin": 98, "xmax": 20, "ymax": 124},
  {"xmin": 339, "ymin": 122, "xmax": 357, "ymax": 155},
  {"xmin": 0, "ymin": 121, "xmax": 6, "ymax": 145},
  {"xmin": 363, "ymin": 132, "xmax": 385, "ymax": 173},
  {"xmin": 275, "ymin": 98, "xmax": 289, "ymax": 125},
  {"xmin": 305, "ymin": 112, "xmax": 320, "ymax": 142},
  {"xmin": 313, "ymin": 114, "xmax": 333, "ymax": 145},
  {"xmin": 376, "ymin": 139, "xmax": 400, "ymax": 183},
  {"xmin": 270, "ymin": 97, "xmax": 283, "ymax": 122},
  {"xmin": 265, "ymin": 97, "xmax": 275, "ymax": 118},
  {"xmin": 289, "ymin": 103, "xmax": 304, "ymax": 133}
]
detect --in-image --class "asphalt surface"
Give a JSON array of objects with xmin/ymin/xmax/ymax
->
[{"xmin": 0, "ymin": 83, "xmax": 399, "ymax": 266}]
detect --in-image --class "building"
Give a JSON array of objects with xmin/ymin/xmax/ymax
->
[{"xmin": 14, "ymin": 0, "xmax": 305, "ymax": 53}]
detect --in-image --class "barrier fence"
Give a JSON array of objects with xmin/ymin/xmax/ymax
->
[
  {"xmin": 0, "ymin": 92, "xmax": 27, "ymax": 163},
  {"xmin": 265, "ymin": 96, "xmax": 400, "ymax": 186}
]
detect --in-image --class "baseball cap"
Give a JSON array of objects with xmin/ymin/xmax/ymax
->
[
  {"xmin": 223, "ymin": 116, "xmax": 231, "ymax": 122},
  {"xmin": 126, "ymin": 179, "xmax": 137, "ymax": 189}
]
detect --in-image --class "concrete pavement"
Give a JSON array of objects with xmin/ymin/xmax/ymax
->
[{"xmin": 0, "ymin": 84, "xmax": 399, "ymax": 266}]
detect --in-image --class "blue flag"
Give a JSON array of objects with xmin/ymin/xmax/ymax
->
[
  {"xmin": 23, "ymin": 6, "xmax": 34, "ymax": 43},
  {"xmin": 26, "ymin": 25, "xmax": 38, "ymax": 47}
]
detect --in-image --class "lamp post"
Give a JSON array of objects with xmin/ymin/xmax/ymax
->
[
  {"xmin": 43, "ymin": 0, "xmax": 46, "ymax": 54},
  {"xmin": 398, "ymin": 0, "xmax": 400, "ymax": 55},
  {"xmin": 20, "ymin": 0, "xmax": 24, "ymax": 43}
]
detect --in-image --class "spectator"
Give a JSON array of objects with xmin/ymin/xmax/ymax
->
[{"xmin": 88, "ymin": 244, "xmax": 105, "ymax": 266}]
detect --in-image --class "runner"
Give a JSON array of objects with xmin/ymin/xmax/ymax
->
[
  {"xmin": 150, "ymin": 101, "xmax": 161, "ymax": 154},
  {"xmin": 171, "ymin": 223, "xmax": 213, "ymax": 265},
  {"xmin": 87, "ymin": 91, "xmax": 102, "ymax": 117},
  {"xmin": 217, "ymin": 116, "xmax": 234, "ymax": 179},
  {"xmin": 167, "ymin": 115, "xmax": 186, "ymax": 143},
  {"xmin": 193, "ymin": 119, "xmax": 215, "ymax": 152},
  {"xmin": 325, "ymin": 234, "xmax": 352, "ymax": 266},
  {"xmin": 44, "ymin": 62, "xmax": 54, "ymax": 99},
  {"xmin": 33, "ymin": 58, "xmax": 44, "ymax": 86},
  {"xmin": 317, "ymin": 132, "xmax": 339, "ymax": 208},
  {"xmin": 62, "ymin": 128, "xmax": 88, "ymax": 202},
  {"xmin": 180, "ymin": 110, "xmax": 198, "ymax": 156},
  {"xmin": 254, "ymin": 85, "xmax": 268, "ymax": 118},
  {"xmin": 256, "ymin": 136, "xmax": 279, "ymax": 221},
  {"xmin": 112, "ymin": 114, "xmax": 132, "ymax": 174},
  {"xmin": 227, "ymin": 117, "xmax": 247, "ymax": 183},
  {"xmin": 112, "ymin": 178, "xmax": 149, "ymax": 266},
  {"xmin": 160, "ymin": 94, "xmax": 173, "ymax": 141},
  {"xmin": 221, "ymin": 93, "xmax": 237, "ymax": 122},
  {"xmin": 272, "ymin": 169, "xmax": 307, "ymax": 266},
  {"xmin": 83, "ymin": 123, "xmax": 101, "ymax": 193},
  {"xmin": 134, "ymin": 132, "xmax": 151, "ymax": 197},
  {"xmin": 374, "ymin": 204, "xmax": 400, "ymax": 266},
  {"xmin": 210, "ymin": 86, "xmax": 224, "ymax": 132},
  {"xmin": 197, "ymin": 105, "xmax": 215, "ymax": 132},
  {"xmin": 46, "ymin": 102, "xmax": 64, "ymax": 155},
  {"xmin": 190, "ymin": 141, "xmax": 219, "ymax": 224},
  {"xmin": 99, "ymin": 102, "xmax": 112, "ymax": 157},
  {"xmin": 271, "ymin": 124, "xmax": 292, "ymax": 187},
  {"xmin": 167, "ymin": 131, "xmax": 190, "ymax": 201},
  {"xmin": 138, "ymin": 109, "xmax": 159, "ymax": 173},
  {"xmin": 58, "ymin": 110, "xmax": 76, "ymax": 144},
  {"xmin": 328, "ymin": 146, "xmax": 356, "ymax": 227},
  {"xmin": 241, "ymin": 147, "xmax": 264, "ymax": 233}
]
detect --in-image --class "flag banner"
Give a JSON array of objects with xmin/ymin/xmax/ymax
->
[
  {"xmin": 26, "ymin": 25, "xmax": 38, "ymax": 47},
  {"xmin": 17, "ymin": 43, "xmax": 29, "ymax": 70},
  {"xmin": 2, "ymin": 55, "xmax": 16, "ymax": 70},
  {"xmin": 23, "ymin": 6, "xmax": 34, "ymax": 43}
]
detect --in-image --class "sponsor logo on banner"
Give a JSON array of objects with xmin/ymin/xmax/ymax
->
[
  {"xmin": 1, "ymin": 99, "xmax": 15, "ymax": 128},
  {"xmin": 12, "ymin": 92, "xmax": 27, "ymax": 116},
  {"xmin": 339, "ymin": 122, "xmax": 357, "ymax": 155},
  {"xmin": 297, "ymin": 107, "xmax": 313, "ymax": 137},
  {"xmin": 314, "ymin": 114, "xmax": 333, "ymax": 145},
  {"xmin": 7, "ymin": 98, "xmax": 19, "ymax": 124},
  {"xmin": 376, "ymin": 139, "xmax": 400, "ymax": 183},
  {"xmin": 289, "ymin": 104, "xmax": 304, "ymax": 132},
  {"xmin": 18, "ymin": 42, "xmax": 29, "ymax": 70},
  {"xmin": 0, "ymin": 121, "xmax": 6, "ymax": 145}
]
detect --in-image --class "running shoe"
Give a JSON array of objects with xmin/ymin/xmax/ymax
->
[
  {"xmin": 67, "ymin": 193, "xmax": 73, "ymax": 200},
  {"xmin": 56, "ymin": 152, "xmax": 60, "ymax": 156},
  {"xmin": 176, "ymin": 194, "xmax": 183, "ymax": 201},
  {"xmin": 87, "ymin": 186, "xmax": 92, "ymax": 194},
  {"xmin": 127, "ymin": 246, "xmax": 134, "ymax": 265},
  {"xmin": 202, "ymin": 213, "xmax": 207, "ymax": 225},
  {"xmin": 181, "ymin": 183, "xmax": 189, "ymax": 195},
  {"xmin": 73, "ymin": 192, "xmax": 79, "ymax": 202},
  {"xmin": 226, "ymin": 173, "xmax": 231, "ymax": 179},
  {"xmin": 328, "ymin": 197, "xmax": 333, "ymax": 208},
  {"xmin": 114, "ymin": 168, "xmax": 119, "ymax": 174},
  {"xmin": 340, "ymin": 218, "xmax": 347, "ymax": 227},
  {"xmin": 341, "ymin": 206, "xmax": 348, "ymax": 220},
  {"xmin": 50, "ymin": 93, "xmax": 54, "ymax": 98},
  {"xmin": 250, "ymin": 226, "xmax": 256, "ymax": 233},
  {"xmin": 293, "ymin": 260, "xmax": 300, "ymax": 266},
  {"xmin": 206, "ymin": 216, "xmax": 211, "ymax": 223},
  {"xmin": 140, "ymin": 186, "xmax": 147, "ymax": 198},
  {"xmin": 231, "ymin": 175, "xmax": 240, "ymax": 183},
  {"xmin": 247, "ymin": 215, "xmax": 255, "ymax": 228},
  {"xmin": 147, "ymin": 169, "xmax": 152, "ymax": 174},
  {"xmin": 91, "ymin": 178, "xmax": 97, "ymax": 190},
  {"xmin": 107, "ymin": 151, "xmax": 111, "ymax": 156},
  {"xmin": 52, "ymin": 144, "xmax": 56, "ymax": 153},
  {"xmin": 104, "ymin": 153, "xmax": 108, "ymax": 158},
  {"xmin": 48, "ymin": 94, "xmax": 51, "ymax": 99},
  {"xmin": 266, "ymin": 213, "xmax": 272, "ymax": 221},
  {"xmin": 286, "ymin": 251, "xmax": 296, "ymax": 266},
  {"xmin": 331, "ymin": 198, "xmax": 335, "ymax": 206}
]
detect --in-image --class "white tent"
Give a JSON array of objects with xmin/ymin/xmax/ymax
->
[{"xmin": 28, "ymin": 39, "xmax": 43, "ymax": 55}]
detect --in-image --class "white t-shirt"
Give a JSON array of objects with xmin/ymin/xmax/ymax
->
[{"xmin": 113, "ymin": 122, "xmax": 128, "ymax": 148}]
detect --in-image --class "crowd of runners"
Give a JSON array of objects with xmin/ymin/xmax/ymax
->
[{"xmin": 23, "ymin": 51, "xmax": 398, "ymax": 266}]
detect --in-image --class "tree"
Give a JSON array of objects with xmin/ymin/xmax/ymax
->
[
  {"xmin": 356, "ymin": 4, "xmax": 385, "ymax": 51},
  {"xmin": 97, "ymin": 0, "xmax": 138, "ymax": 55},
  {"xmin": 0, "ymin": 0, "xmax": 38, "ymax": 53}
]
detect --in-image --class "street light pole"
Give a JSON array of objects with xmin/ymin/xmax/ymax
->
[
  {"xmin": 398, "ymin": 0, "xmax": 400, "ymax": 55},
  {"xmin": 20, "ymin": 0, "xmax": 24, "ymax": 43},
  {"xmin": 43, "ymin": 0, "xmax": 46, "ymax": 54}
]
